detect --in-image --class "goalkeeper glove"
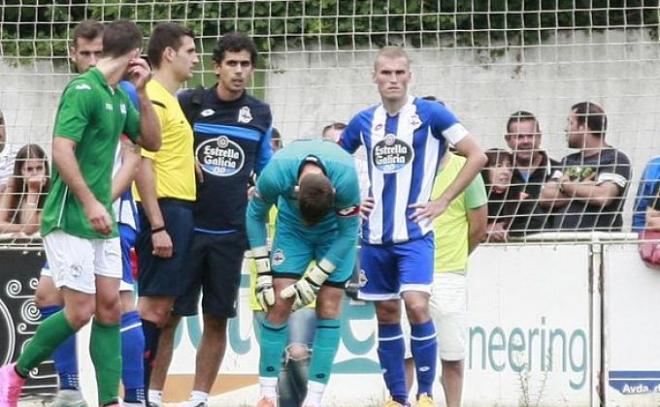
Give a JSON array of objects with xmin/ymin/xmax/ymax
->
[
  {"xmin": 252, "ymin": 247, "xmax": 275, "ymax": 311},
  {"xmin": 280, "ymin": 263, "xmax": 332, "ymax": 311}
]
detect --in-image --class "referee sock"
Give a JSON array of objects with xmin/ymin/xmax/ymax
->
[
  {"xmin": 141, "ymin": 319, "xmax": 161, "ymax": 403},
  {"xmin": 121, "ymin": 311, "xmax": 145, "ymax": 403},
  {"xmin": 40, "ymin": 305, "xmax": 80, "ymax": 390},
  {"xmin": 377, "ymin": 323, "xmax": 408, "ymax": 406},
  {"xmin": 410, "ymin": 320, "xmax": 437, "ymax": 398}
]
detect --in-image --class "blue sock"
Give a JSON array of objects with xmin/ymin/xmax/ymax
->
[
  {"xmin": 122, "ymin": 311, "xmax": 145, "ymax": 403},
  {"xmin": 259, "ymin": 319, "xmax": 289, "ymax": 378},
  {"xmin": 378, "ymin": 323, "xmax": 407, "ymax": 405},
  {"xmin": 410, "ymin": 320, "xmax": 437, "ymax": 398},
  {"xmin": 308, "ymin": 318, "xmax": 340, "ymax": 385},
  {"xmin": 141, "ymin": 319, "xmax": 161, "ymax": 404},
  {"xmin": 40, "ymin": 305, "xmax": 79, "ymax": 391}
]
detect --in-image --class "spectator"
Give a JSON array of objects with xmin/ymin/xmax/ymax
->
[
  {"xmin": 504, "ymin": 111, "xmax": 559, "ymax": 238},
  {"xmin": 482, "ymin": 148, "xmax": 514, "ymax": 241},
  {"xmin": 540, "ymin": 102, "xmax": 631, "ymax": 231},
  {"xmin": 645, "ymin": 197, "xmax": 660, "ymax": 231},
  {"xmin": 0, "ymin": 143, "xmax": 49, "ymax": 235},
  {"xmin": 321, "ymin": 122, "xmax": 346, "ymax": 142},
  {"xmin": 633, "ymin": 156, "xmax": 660, "ymax": 232},
  {"xmin": 271, "ymin": 127, "xmax": 283, "ymax": 152},
  {"xmin": 0, "ymin": 109, "xmax": 20, "ymax": 193},
  {"xmin": 325, "ymin": 122, "xmax": 370, "ymax": 199}
]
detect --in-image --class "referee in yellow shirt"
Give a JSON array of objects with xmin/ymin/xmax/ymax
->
[{"xmin": 132, "ymin": 23, "xmax": 199, "ymax": 405}]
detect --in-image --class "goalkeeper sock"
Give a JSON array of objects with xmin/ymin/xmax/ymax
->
[
  {"xmin": 302, "ymin": 380, "xmax": 326, "ymax": 407},
  {"xmin": 259, "ymin": 319, "xmax": 289, "ymax": 379},
  {"xmin": 40, "ymin": 305, "xmax": 80, "ymax": 390},
  {"xmin": 377, "ymin": 323, "xmax": 408, "ymax": 406},
  {"xmin": 121, "ymin": 311, "xmax": 145, "ymax": 403},
  {"xmin": 308, "ymin": 318, "xmax": 340, "ymax": 385},
  {"xmin": 410, "ymin": 319, "xmax": 437, "ymax": 398}
]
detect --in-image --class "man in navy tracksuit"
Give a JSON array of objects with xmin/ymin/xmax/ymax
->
[{"xmin": 147, "ymin": 32, "xmax": 273, "ymax": 407}]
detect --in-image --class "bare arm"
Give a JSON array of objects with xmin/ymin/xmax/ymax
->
[
  {"xmin": 646, "ymin": 207, "xmax": 660, "ymax": 231},
  {"xmin": 561, "ymin": 179, "xmax": 620, "ymax": 208},
  {"xmin": 539, "ymin": 180, "xmax": 568, "ymax": 209},
  {"xmin": 53, "ymin": 137, "xmax": 112, "ymax": 234},
  {"xmin": 129, "ymin": 58, "xmax": 161, "ymax": 152},
  {"xmin": 134, "ymin": 87, "xmax": 161, "ymax": 152},
  {"xmin": 133, "ymin": 157, "xmax": 172, "ymax": 258},
  {"xmin": 467, "ymin": 204, "xmax": 488, "ymax": 253},
  {"xmin": 16, "ymin": 176, "xmax": 45, "ymax": 235},
  {"xmin": 111, "ymin": 138, "xmax": 141, "ymax": 201},
  {"xmin": 410, "ymin": 135, "xmax": 487, "ymax": 224},
  {"xmin": 0, "ymin": 181, "xmax": 27, "ymax": 234}
]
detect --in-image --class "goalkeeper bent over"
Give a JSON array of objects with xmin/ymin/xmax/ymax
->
[{"xmin": 246, "ymin": 140, "xmax": 361, "ymax": 407}]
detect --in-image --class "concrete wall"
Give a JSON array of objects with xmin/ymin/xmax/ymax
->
[{"xmin": 1, "ymin": 29, "xmax": 658, "ymax": 228}]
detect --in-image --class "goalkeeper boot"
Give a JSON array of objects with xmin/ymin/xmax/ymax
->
[
  {"xmin": 182, "ymin": 400, "xmax": 208, "ymax": 407},
  {"xmin": 256, "ymin": 396, "xmax": 277, "ymax": 407}
]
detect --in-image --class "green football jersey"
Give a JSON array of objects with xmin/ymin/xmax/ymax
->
[{"xmin": 41, "ymin": 68, "xmax": 140, "ymax": 239}]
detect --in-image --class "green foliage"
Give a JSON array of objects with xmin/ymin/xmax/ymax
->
[{"xmin": 1, "ymin": 0, "xmax": 658, "ymax": 60}]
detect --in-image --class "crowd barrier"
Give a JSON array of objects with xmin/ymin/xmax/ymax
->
[
  {"xmin": 0, "ymin": 247, "xmax": 57, "ymax": 397},
  {"xmin": 3, "ymin": 235, "xmax": 659, "ymax": 406}
]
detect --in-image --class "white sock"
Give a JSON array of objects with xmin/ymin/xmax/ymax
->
[
  {"xmin": 189, "ymin": 390, "xmax": 208, "ymax": 402},
  {"xmin": 259, "ymin": 376, "xmax": 278, "ymax": 400},
  {"xmin": 302, "ymin": 380, "xmax": 326, "ymax": 407},
  {"xmin": 148, "ymin": 389, "xmax": 163, "ymax": 404}
]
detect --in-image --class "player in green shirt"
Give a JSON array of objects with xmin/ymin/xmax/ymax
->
[{"xmin": 0, "ymin": 20, "xmax": 161, "ymax": 407}]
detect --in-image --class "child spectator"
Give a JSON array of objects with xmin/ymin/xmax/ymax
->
[{"xmin": 482, "ymin": 148, "xmax": 514, "ymax": 241}]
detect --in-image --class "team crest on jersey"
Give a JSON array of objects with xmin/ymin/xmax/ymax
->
[
  {"xmin": 120, "ymin": 104, "xmax": 127, "ymax": 115},
  {"xmin": 358, "ymin": 269, "xmax": 368, "ymax": 287},
  {"xmin": 238, "ymin": 106, "xmax": 253, "ymax": 123},
  {"xmin": 200, "ymin": 109, "xmax": 215, "ymax": 117},
  {"xmin": 272, "ymin": 249, "xmax": 285, "ymax": 266},
  {"xmin": 105, "ymin": 103, "xmax": 113, "ymax": 111},
  {"xmin": 196, "ymin": 136, "xmax": 245, "ymax": 177},
  {"xmin": 372, "ymin": 133, "xmax": 414, "ymax": 173},
  {"xmin": 409, "ymin": 113, "xmax": 421, "ymax": 129}
]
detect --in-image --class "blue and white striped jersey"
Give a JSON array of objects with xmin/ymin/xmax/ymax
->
[
  {"xmin": 112, "ymin": 138, "xmax": 138, "ymax": 231},
  {"xmin": 340, "ymin": 96, "xmax": 469, "ymax": 245}
]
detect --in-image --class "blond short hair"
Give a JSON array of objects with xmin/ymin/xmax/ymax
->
[{"xmin": 374, "ymin": 46, "xmax": 410, "ymax": 70}]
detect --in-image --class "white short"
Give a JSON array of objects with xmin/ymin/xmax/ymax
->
[
  {"xmin": 41, "ymin": 245, "xmax": 134, "ymax": 293},
  {"xmin": 402, "ymin": 272, "xmax": 467, "ymax": 361},
  {"xmin": 43, "ymin": 230, "xmax": 122, "ymax": 295}
]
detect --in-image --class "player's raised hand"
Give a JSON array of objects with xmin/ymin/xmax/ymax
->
[
  {"xmin": 409, "ymin": 196, "xmax": 449, "ymax": 226},
  {"xmin": 128, "ymin": 57, "xmax": 152, "ymax": 91},
  {"xmin": 84, "ymin": 199, "xmax": 113, "ymax": 235}
]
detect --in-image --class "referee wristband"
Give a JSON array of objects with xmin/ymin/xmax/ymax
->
[{"xmin": 151, "ymin": 226, "xmax": 166, "ymax": 235}]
